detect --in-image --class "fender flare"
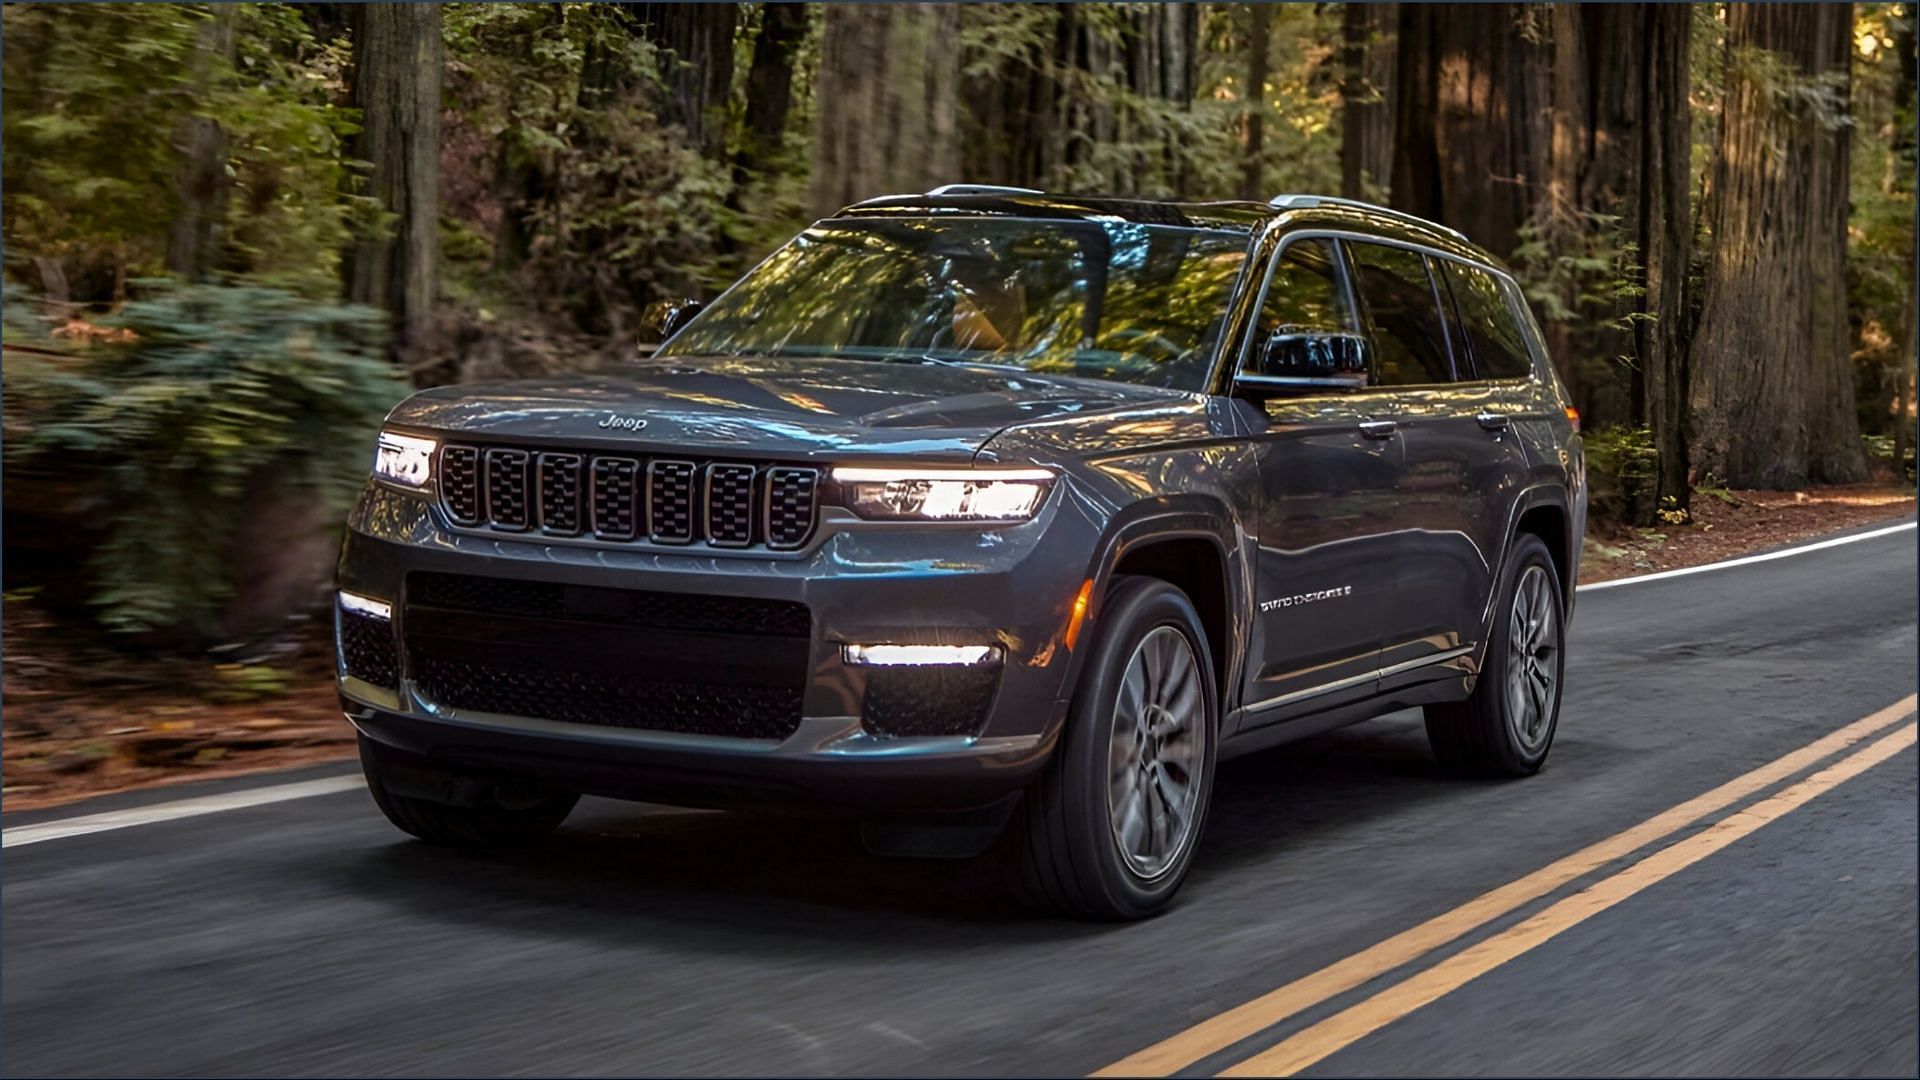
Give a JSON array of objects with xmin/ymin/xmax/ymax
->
[{"xmin": 1059, "ymin": 496, "xmax": 1251, "ymax": 711}]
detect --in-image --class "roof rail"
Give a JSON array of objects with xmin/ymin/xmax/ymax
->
[
  {"xmin": 926, "ymin": 183, "xmax": 1045, "ymax": 197},
  {"xmin": 1267, "ymin": 194, "xmax": 1466, "ymax": 242}
]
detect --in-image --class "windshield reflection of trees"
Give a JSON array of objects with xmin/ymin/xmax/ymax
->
[{"xmin": 663, "ymin": 218, "xmax": 1247, "ymax": 392}]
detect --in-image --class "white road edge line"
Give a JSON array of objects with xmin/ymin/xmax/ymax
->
[
  {"xmin": 8, "ymin": 519, "xmax": 1912, "ymax": 847},
  {"xmin": 3, "ymin": 776, "xmax": 365, "ymax": 848},
  {"xmin": 1577, "ymin": 520, "xmax": 1915, "ymax": 593}
]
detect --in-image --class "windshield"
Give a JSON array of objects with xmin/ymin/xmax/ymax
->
[{"xmin": 661, "ymin": 217, "xmax": 1248, "ymax": 391}]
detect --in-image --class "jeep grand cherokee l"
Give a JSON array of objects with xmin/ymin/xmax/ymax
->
[{"xmin": 337, "ymin": 187, "xmax": 1586, "ymax": 919}]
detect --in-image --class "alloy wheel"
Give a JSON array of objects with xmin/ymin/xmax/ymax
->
[
  {"xmin": 1506, "ymin": 564, "xmax": 1560, "ymax": 751},
  {"xmin": 1106, "ymin": 626, "xmax": 1207, "ymax": 881}
]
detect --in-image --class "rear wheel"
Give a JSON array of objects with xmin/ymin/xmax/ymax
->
[
  {"xmin": 1007, "ymin": 576, "xmax": 1218, "ymax": 920},
  {"xmin": 359, "ymin": 736, "xmax": 578, "ymax": 850},
  {"xmin": 1424, "ymin": 533, "xmax": 1564, "ymax": 776}
]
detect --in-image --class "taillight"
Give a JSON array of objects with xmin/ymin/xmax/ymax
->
[{"xmin": 1564, "ymin": 405, "xmax": 1581, "ymax": 432}]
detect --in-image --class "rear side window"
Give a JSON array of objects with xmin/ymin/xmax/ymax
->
[
  {"xmin": 1346, "ymin": 242, "xmax": 1455, "ymax": 386},
  {"xmin": 1442, "ymin": 261, "xmax": 1534, "ymax": 380}
]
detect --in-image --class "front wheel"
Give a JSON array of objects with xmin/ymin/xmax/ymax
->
[
  {"xmin": 1006, "ymin": 576, "xmax": 1218, "ymax": 920},
  {"xmin": 1424, "ymin": 533, "xmax": 1565, "ymax": 776}
]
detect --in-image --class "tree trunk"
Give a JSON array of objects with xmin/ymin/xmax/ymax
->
[
  {"xmin": 635, "ymin": 3, "xmax": 737, "ymax": 160},
  {"xmin": 1894, "ymin": 14, "xmax": 1917, "ymax": 479},
  {"xmin": 1340, "ymin": 3, "xmax": 1395, "ymax": 200},
  {"xmin": 495, "ymin": 4, "xmax": 567, "ymax": 276},
  {"xmin": 1690, "ymin": 4, "xmax": 1851, "ymax": 489},
  {"xmin": 1391, "ymin": 4, "xmax": 1552, "ymax": 262},
  {"xmin": 344, "ymin": 3, "xmax": 442, "ymax": 371},
  {"xmin": 735, "ymin": 3, "xmax": 809, "ymax": 184},
  {"xmin": 1805, "ymin": 4, "xmax": 1868, "ymax": 483},
  {"xmin": 166, "ymin": 6, "xmax": 236, "ymax": 282},
  {"xmin": 1241, "ymin": 3, "xmax": 1273, "ymax": 201},
  {"xmin": 1633, "ymin": 4, "xmax": 1695, "ymax": 518},
  {"xmin": 1548, "ymin": 5, "xmax": 1693, "ymax": 513},
  {"xmin": 810, "ymin": 4, "xmax": 960, "ymax": 217}
]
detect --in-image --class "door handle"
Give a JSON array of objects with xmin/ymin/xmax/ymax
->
[
  {"xmin": 1358, "ymin": 419, "xmax": 1398, "ymax": 440},
  {"xmin": 1476, "ymin": 411, "xmax": 1511, "ymax": 432}
]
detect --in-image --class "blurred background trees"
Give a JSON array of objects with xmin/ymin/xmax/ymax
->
[{"xmin": 1, "ymin": 1, "xmax": 1914, "ymax": 645}]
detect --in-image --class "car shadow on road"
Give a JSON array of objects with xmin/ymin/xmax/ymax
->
[{"xmin": 321, "ymin": 711, "xmax": 1480, "ymax": 950}]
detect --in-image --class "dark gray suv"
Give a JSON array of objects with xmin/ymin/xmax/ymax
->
[{"xmin": 338, "ymin": 188, "xmax": 1585, "ymax": 919}]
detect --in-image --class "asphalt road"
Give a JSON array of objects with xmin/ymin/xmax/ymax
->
[{"xmin": 5, "ymin": 521, "xmax": 1916, "ymax": 1078}]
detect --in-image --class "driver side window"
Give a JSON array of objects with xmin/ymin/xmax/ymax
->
[{"xmin": 1243, "ymin": 239, "xmax": 1361, "ymax": 378}]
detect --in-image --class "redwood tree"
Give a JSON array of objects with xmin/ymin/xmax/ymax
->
[
  {"xmin": 1691, "ymin": 3, "xmax": 1861, "ymax": 488},
  {"xmin": 344, "ymin": 3, "xmax": 442, "ymax": 368},
  {"xmin": 810, "ymin": 4, "xmax": 960, "ymax": 216},
  {"xmin": 1240, "ymin": 3, "xmax": 1273, "ymax": 200},
  {"xmin": 1630, "ymin": 5, "xmax": 1697, "ymax": 515},
  {"xmin": 633, "ymin": 3, "xmax": 737, "ymax": 160},
  {"xmin": 165, "ymin": 5, "xmax": 236, "ymax": 282},
  {"xmin": 1389, "ymin": 3, "xmax": 1552, "ymax": 263},
  {"xmin": 735, "ymin": 3, "xmax": 810, "ymax": 186},
  {"xmin": 1339, "ymin": 2, "xmax": 1395, "ymax": 200},
  {"xmin": 1805, "ymin": 5, "xmax": 1869, "ymax": 483}
]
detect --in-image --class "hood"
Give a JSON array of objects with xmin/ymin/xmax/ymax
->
[{"xmin": 385, "ymin": 355, "xmax": 1182, "ymax": 462}]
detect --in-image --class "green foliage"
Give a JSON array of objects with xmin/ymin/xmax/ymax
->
[
  {"xmin": 1847, "ymin": 4, "xmax": 1916, "ymax": 442},
  {"xmin": 1, "ymin": 3, "xmax": 369, "ymax": 300},
  {"xmin": 3, "ymin": 283, "xmax": 405, "ymax": 635},
  {"xmin": 1583, "ymin": 425, "xmax": 1663, "ymax": 525},
  {"xmin": 441, "ymin": 3, "xmax": 729, "ymax": 332}
]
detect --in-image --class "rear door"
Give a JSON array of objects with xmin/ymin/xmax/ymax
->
[
  {"xmin": 1418, "ymin": 259, "xmax": 1549, "ymax": 665},
  {"xmin": 1344, "ymin": 241, "xmax": 1532, "ymax": 681},
  {"xmin": 1236, "ymin": 237, "xmax": 1402, "ymax": 727}
]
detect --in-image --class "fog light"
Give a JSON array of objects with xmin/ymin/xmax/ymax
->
[
  {"xmin": 843, "ymin": 643, "xmax": 1000, "ymax": 667},
  {"xmin": 338, "ymin": 590, "xmax": 392, "ymax": 621}
]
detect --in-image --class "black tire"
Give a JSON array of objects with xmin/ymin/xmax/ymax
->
[
  {"xmin": 358, "ymin": 735, "xmax": 578, "ymax": 850},
  {"xmin": 1424, "ymin": 533, "xmax": 1565, "ymax": 777},
  {"xmin": 1006, "ymin": 575, "xmax": 1219, "ymax": 920}
]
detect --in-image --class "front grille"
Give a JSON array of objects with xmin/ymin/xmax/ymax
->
[
  {"xmin": 407, "ymin": 572, "xmax": 812, "ymax": 637},
  {"xmin": 484, "ymin": 448, "xmax": 531, "ymax": 530},
  {"xmin": 411, "ymin": 654, "xmax": 803, "ymax": 739},
  {"xmin": 765, "ymin": 467, "xmax": 820, "ymax": 549},
  {"xmin": 440, "ymin": 446, "xmax": 481, "ymax": 525},
  {"xmin": 435, "ymin": 442, "xmax": 817, "ymax": 551},
  {"xmin": 861, "ymin": 666, "xmax": 1000, "ymax": 738},
  {"xmin": 591, "ymin": 457, "xmax": 640, "ymax": 539},
  {"xmin": 705, "ymin": 463, "xmax": 756, "ymax": 547},
  {"xmin": 538, "ymin": 453, "xmax": 584, "ymax": 534},
  {"xmin": 648, "ymin": 460, "xmax": 696, "ymax": 543},
  {"xmin": 403, "ymin": 572, "xmax": 812, "ymax": 740},
  {"xmin": 337, "ymin": 606, "xmax": 398, "ymax": 689}
]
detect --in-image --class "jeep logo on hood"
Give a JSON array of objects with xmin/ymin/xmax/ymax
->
[{"xmin": 597, "ymin": 412, "xmax": 649, "ymax": 431}]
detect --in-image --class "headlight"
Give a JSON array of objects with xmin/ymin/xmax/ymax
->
[
  {"xmin": 374, "ymin": 431, "xmax": 436, "ymax": 489},
  {"xmin": 831, "ymin": 466, "xmax": 1054, "ymax": 522}
]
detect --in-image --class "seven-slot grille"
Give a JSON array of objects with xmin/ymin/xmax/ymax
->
[{"xmin": 437, "ymin": 443, "xmax": 819, "ymax": 550}]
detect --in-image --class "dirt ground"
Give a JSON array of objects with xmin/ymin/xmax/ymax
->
[
  {"xmin": 1579, "ymin": 481, "xmax": 1915, "ymax": 583},
  {"xmin": 5, "ymin": 481, "xmax": 1913, "ymax": 811}
]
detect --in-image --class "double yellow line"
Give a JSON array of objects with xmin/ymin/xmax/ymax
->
[{"xmin": 1096, "ymin": 694, "xmax": 1919, "ymax": 1078}]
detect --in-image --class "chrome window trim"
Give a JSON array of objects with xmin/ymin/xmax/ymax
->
[{"xmin": 1229, "ymin": 227, "xmax": 1542, "ymax": 393}]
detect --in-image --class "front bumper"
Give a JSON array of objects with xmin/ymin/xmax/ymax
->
[{"xmin": 335, "ymin": 482, "xmax": 1101, "ymax": 811}]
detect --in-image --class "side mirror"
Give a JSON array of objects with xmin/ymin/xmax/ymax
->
[
  {"xmin": 639, "ymin": 298, "xmax": 703, "ymax": 352},
  {"xmin": 1235, "ymin": 329, "xmax": 1369, "ymax": 397}
]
